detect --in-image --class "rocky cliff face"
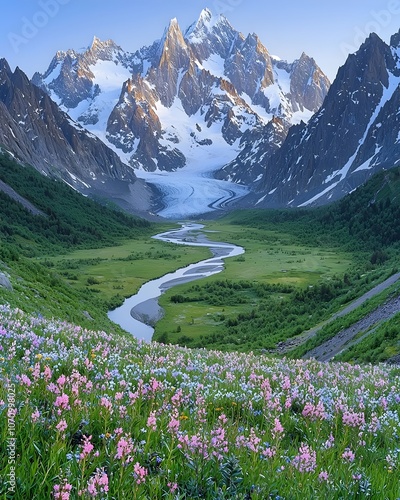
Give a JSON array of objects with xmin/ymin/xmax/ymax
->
[
  {"xmin": 0, "ymin": 59, "xmax": 156, "ymax": 216},
  {"xmin": 216, "ymin": 51, "xmax": 330, "ymax": 184},
  {"xmin": 241, "ymin": 31, "xmax": 400, "ymax": 208},
  {"xmin": 33, "ymin": 9, "xmax": 330, "ymax": 180}
]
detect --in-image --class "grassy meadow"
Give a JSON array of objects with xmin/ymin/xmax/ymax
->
[
  {"xmin": 155, "ymin": 223, "xmax": 354, "ymax": 347},
  {"xmin": 42, "ymin": 237, "xmax": 210, "ymax": 309},
  {"xmin": 1, "ymin": 305, "xmax": 400, "ymax": 499}
]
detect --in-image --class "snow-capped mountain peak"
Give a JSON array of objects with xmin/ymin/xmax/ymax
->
[
  {"xmin": 33, "ymin": 10, "xmax": 330, "ymax": 183},
  {"xmin": 185, "ymin": 9, "xmax": 237, "ymax": 62},
  {"xmin": 184, "ymin": 7, "xmax": 225, "ymax": 40},
  {"xmin": 243, "ymin": 29, "xmax": 400, "ymax": 209},
  {"xmin": 157, "ymin": 17, "xmax": 189, "ymax": 64}
]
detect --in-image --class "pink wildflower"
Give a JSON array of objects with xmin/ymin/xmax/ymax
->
[
  {"xmin": 43, "ymin": 366, "xmax": 52, "ymax": 380},
  {"xmin": 211, "ymin": 426, "xmax": 228, "ymax": 459},
  {"xmin": 100, "ymin": 397, "xmax": 113, "ymax": 414},
  {"xmin": 115, "ymin": 435, "xmax": 135, "ymax": 462},
  {"xmin": 128, "ymin": 391, "xmax": 139, "ymax": 404},
  {"xmin": 86, "ymin": 468, "xmax": 109, "ymax": 497},
  {"xmin": 133, "ymin": 462, "xmax": 147, "ymax": 485},
  {"xmin": 342, "ymin": 448, "xmax": 355, "ymax": 462},
  {"xmin": 150, "ymin": 377, "xmax": 162, "ymax": 392},
  {"xmin": 218, "ymin": 413, "xmax": 228, "ymax": 425},
  {"xmin": 272, "ymin": 417, "xmax": 284, "ymax": 439},
  {"xmin": 19, "ymin": 374, "xmax": 31, "ymax": 387},
  {"xmin": 282, "ymin": 375, "xmax": 291, "ymax": 390},
  {"xmin": 319, "ymin": 471, "xmax": 329, "ymax": 482},
  {"xmin": 262, "ymin": 446, "xmax": 276, "ymax": 459},
  {"xmin": 168, "ymin": 482, "xmax": 178, "ymax": 493},
  {"xmin": 248, "ymin": 427, "xmax": 261, "ymax": 452},
  {"xmin": 168, "ymin": 410, "xmax": 180, "ymax": 434},
  {"xmin": 54, "ymin": 393, "xmax": 70, "ymax": 410},
  {"xmin": 236, "ymin": 428, "xmax": 261, "ymax": 453},
  {"xmin": 147, "ymin": 411, "xmax": 157, "ymax": 431},
  {"xmin": 171, "ymin": 389, "xmax": 183, "ymax": 406},
  {"xmin": 53, "ymin": 480, "xmax": 73, "ymax": 500},
  {"xmin": 47, "ymin": 382, "xmax": 60, "ymax": 394},
  {"xmin": 80, "ymin": 435, "xmax": 94, "ymax": 460},
  {"xmin": 84, "ymin": 358, "xmax": 93, "ymax": 370},
  {"xmin": 292, "ymin": 443, "xmax": 317, "ymax": 473},
  {"xmin": 302, "ymin": 400, "xmax": 326, "ymax": 421},
  {"xmin": 56, "ymin": 419, "xmax": 68, "ymax": 433},
  {"xmin": 31, "ymin": 409, "xmax": 40, "ymax": 423},
  {"xmin": 368, "ymin": 414, "xmax": 380, "ymax": 434},
  {"xmin": 342, "ymin": 411, "xmax": 365, "ymax": 428},
  {"xmin": 323, "ymin": 434, "xmax": 335, "ymax": 449},
  {"xmin": 32, "ymin": 362, "xmax": 41, "ymax": 381}
]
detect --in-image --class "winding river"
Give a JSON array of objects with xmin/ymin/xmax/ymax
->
[{"xmin": 107, "ymin": 223, "xmax": 244, "ymax": 342}]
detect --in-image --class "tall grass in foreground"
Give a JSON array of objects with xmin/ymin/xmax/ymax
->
[{"xmin": 0, "ymin": 304, "xmax": 399, "ymax": 499}]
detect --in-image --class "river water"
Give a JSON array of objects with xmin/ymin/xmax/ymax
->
[{"xmin": 107, "ymin": 223, "xmax": 244, "ymax": 342}]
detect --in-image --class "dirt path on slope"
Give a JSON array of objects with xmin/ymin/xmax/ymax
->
[{"xmin": 274, "ymin": 272, "xmax": 400, "ymax": 359}]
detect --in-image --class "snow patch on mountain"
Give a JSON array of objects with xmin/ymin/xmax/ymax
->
[
  {"xmin": 90, "ymin": 59, "xmax": 132, "ymax": 91},
  {"xmin": 31, "ymin": 9, "xmax": 331, "ymax": 216},
  {"xmin": 200, "ymin": 54, "xmax": 226, "ymax": 79}
]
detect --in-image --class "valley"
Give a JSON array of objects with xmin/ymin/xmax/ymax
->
[
  {"xmin": 1, "ymin": 144, "xmax": 400, "ymax": 500},
  {"xmin": 1, "ymin": 152, "xmax": 399, "ymax": 363},
  {"xmin": 2, "ymin": 6, "xmax": 400, "ymax": 496},
  {"xmin": 108, "ymin": 223, "xmax": 244, "ymax": 340}
]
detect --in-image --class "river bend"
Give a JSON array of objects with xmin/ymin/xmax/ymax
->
[{"xmin": 108, "ymin": 223, "xmax": 244, "ymax": 341}]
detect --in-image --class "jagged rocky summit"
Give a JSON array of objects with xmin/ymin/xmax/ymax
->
[
  {"xmin": 242, "ymin": 30, "xmax": 400, "ymax": 208},
  {"xmin": 33, "ymin": 8, "xmax": 330, "ymax": 183},
  {"xmin": 0, "ymin": 58, "xmax": 156, "ymax": 217},
  {"xmin": 5, "ymin": 8, "xmax": 400, "ymax": 215},
  {"xmin": 0, "ymin": 58, "xmax": 132, "ymax": 184}
]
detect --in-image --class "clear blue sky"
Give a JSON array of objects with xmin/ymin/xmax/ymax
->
[{"xmin": 2, "ymin": 0, "xmax": 400, "ymax": 81}]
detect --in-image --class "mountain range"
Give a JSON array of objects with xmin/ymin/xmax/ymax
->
[
  {"xmin": 0, "ymin": 9, "xmax": 400, "ymax": 217},
  {"xmin": 0, "ymin": 59, "xmax": 157, "ymax": 217},
  {"xmin": 242, "ymin": 30, "xmax": 400, "ymax": 208},
  {"xmin": 32, "ymin": 8, "xmax": 329, "ymax": 184}
]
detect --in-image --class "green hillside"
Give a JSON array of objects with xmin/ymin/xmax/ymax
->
[
  {"xmin": 1, "ymin": 151, "xmax": 400, "ymax": 362},
  {"xmin": 0, "ymin": 153, "xmax": 151, "ymax": 258},
  {"xmin": 0, "ymin": 153, "xmax": 160, "ymax": 329},
  {"xmin": 0, "ymin": 153, "xmax": 209, "ymax": 330}
]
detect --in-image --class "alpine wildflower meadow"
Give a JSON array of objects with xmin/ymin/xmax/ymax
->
[{"xmin": 1, "ymin": 304, "xmax": 400, "ymax": 499}]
